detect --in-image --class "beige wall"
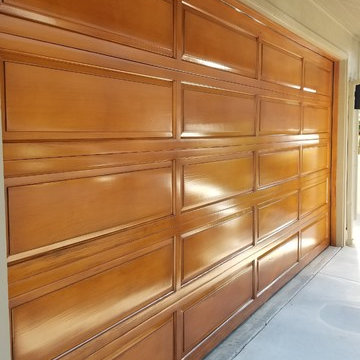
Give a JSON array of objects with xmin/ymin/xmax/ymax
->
[{"xmin": 0, "ymin": 131, "xmax": 11, "ymax": 359}]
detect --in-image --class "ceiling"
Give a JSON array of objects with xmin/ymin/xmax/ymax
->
[{"xmin": 314, "ymin": 0, "xmax": 360, "ymax": 39}]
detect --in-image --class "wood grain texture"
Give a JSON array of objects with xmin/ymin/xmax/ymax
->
[
  {"xmin": 182, "ymin": 156, "xmax": 254, "ymax": 209},
  {"xmin": 8, "ymin": 166, "xmax": 173, "ymax": 254},
  {"xmin": 301, "ymin": 181, "xmax": 328, "ymax": 216},
  {"xmin": 258, "ymin": 193, "xmax": 299, "ymax": 239},
  {"xmin": 84, "ymin": 316, "xmax": 175, "ymax": 360},
  {"xmin": 261, "ymin": 43, "xmax": 302, "ymax": 88},
  {"xmin": 257, "ymin": 235, "xmax": 298, "ymax": 293},
  {"xmin": 12, "ymin": 241, "xmax": 174, "ymax": 360},
  {"xmin": 303, "ymin": 105, "xmax": 329, "ymax": 133},
  {"xmin": 183, "ymin": 8, "xmax": 257, "ymax": 76},
  {"xmin": 331, "ymin": 61, "xmax": 339, "ymax": 246},
  {"xmin": 304, "ymin": 61, "xmax": 332, "ymax": 95},
  {"xmin": 3, "ymin": 0, "xmax": 174, "ymax": 55},
  {"xmin": 302, "ymin": 145, "xmax": 328, "ymax": 174},
  {"xmin": 183, "ymin": 264, "xmax": 253, "ymax": 353},
  {"xmin": 183, "ymin": 84, "xmax": 256, "ymax": 136},
  {"xmin": 0, "ymin": 0, "xmax": 336, "ymax": 359},
  {"xmin": 182, "ymin": 211, "xmax": 253, "ymax": 283},
  {"xmin": 5, "ymin": 62, "xmax": 173, "ymax": 137},
  {"xmin": 259, "ymin": 148, "xmax": 299, "ymax": 187},
  {"xmin": 111, "ymin": 318, "xmax": 174, "ymax": 360},
  {"xmin": 259, "ymin": 98, "xmax": 301, "ymax": 134},
  {"xmin": 301, "ymin": 216, "xmax": 328, "ymax": 257}
]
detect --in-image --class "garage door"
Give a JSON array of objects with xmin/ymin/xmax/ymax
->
[{"xmin": 0, "ymin": 0, "xmax": 334, "ymax": 359}]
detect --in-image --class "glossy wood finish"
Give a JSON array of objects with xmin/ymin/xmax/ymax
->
[
  {"xmin": 257, "ymin": 235, "xmax": 298, "ymax": 293},
  {"xmin": 261, "ymin": 43, "xmax": 302, "ymax": 88},
  {"xmin": 4, "ymin": 0, "xmax": 174, "ymax": 55},
  {"xmin": 182, "ymin": 156, "xmax": 254, "ymax": 210},
  {"xmin": 302, "ymin": 145, "xmax": 328, "ymax": 174},
  {"xmin": 12, "ymin": 241, "xmax": 174, "ymax": 360},
  {"xmin": 183, "ymin": 264, "xmax": 253, "ymax": 353},
  {"xmin": 304, "ymin": 61, "xmax": 332, "ymax": 95},
  {"xmin": 301, "ymin": 181, "xmax": 328, "ymax": 216},
  {"xmin": 303, "ymin": 105, "xmax": 329, "ymax": 133},
  {"xmin": 259, "ymin": 149, "xmax": 299, "ymax": 187},
  {"xmin": 8, "ymin": 166, "xmax": 173, "ymax": 254},
  {"xmin": 183, "ymin": 84, "xmax": 256, "ymax": 137},
  {"xmin": 183, "ymin": 8, "xmax": 257, "ymax": 76},
  {"xmin": 259, "ymin": 98, "xmax": 301, "ymax": 134},
  {"xmin": 113, "ymin": 319, "xmax": 174, "ymax": 360},
  {"xmin": 301, "ymin": 216, "xmax": 329, "ymax": 257},
  {"xmin": 5, "ymin": 62, "xmax": 173, "ymax": 136},
  {"xmin": 182, "ymin": 211, "xmax": 253, "ymax": 283},
  {"xmin": 258, "ymin": 193, "xmax": 299, "ymax": 239},
  {"xmin": 0, "ymin": 0, "xmax": 335, "ymax": 359},
  {"xmin": 86, "ymin": 316, "xmax": 175, "ymax": 360}
]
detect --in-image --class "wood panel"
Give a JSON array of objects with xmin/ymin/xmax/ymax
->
[
  {"xmin": 0, "ymin": 0, "xmax": 335, "ymax": 359},
  {"xmin": 91, "ymin": 317, "xmax": 174, "ymax": 360},
  {"xmin": 258, "ymin": 193, "xmax": 299, "ymax": 239},
  {"xmin": 302, "ymin": 145, "xmax": 328, "ymax": 174},
  {"xmin": 304, "ymin": 61, "xmax": 332, "ymax": 95},
  {"xmin": 182, "ymin": 211, "xmax": 253, "ymax": 283},
  {"xmin": 259, "ymin": 148, "xmax": 299, "ymax": 187},
  {"xmin": 8, "ymin": 166, "xmax": 173, "ymax": 254},
  {"xmin": 183, "ymin": 265, "xmax": 253, "ymax": 353},
  {"xmin": 182, "ymin": 84, "xmax": 256, "ymax": 137},
  {"xmin": 183, "ymin": 8, "xmax": 258, "ymax": 77},
  {"xmin": 301, "ymin": 216, "xmax": 329, "ymax": 257},
  {"xmin": 301, "ymin": 181, "xmax": 328, "ymax": 216},
  {"xmin": 3, "ymin": 0, "xmax": 174, "ymax": 55},
  {"xmin": 12, "ymin": 241, "xmax": 174, "ymax": 360},
  {"xmin": 182, "ymin": 155, "xmax": 254, "ymax": 210},
  {"xmin": 5, "ymin": 62, "xmax": 173, "ymax": 137},
  {"xmin": 261, "ymin": 43, "xmax": 302, "ymax": 88},
  {"xmin": 259, "ymin": 98, "xmax": 301, "ymax": 134},
  {"xmin": 303, "ymin": 105, "xmax": 329, "ymax": 133},
  {"xmin": 257, "ymin": 235, "xmax": 299, "ymax": 293}
]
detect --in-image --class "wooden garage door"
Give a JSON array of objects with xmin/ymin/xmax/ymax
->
[{"xmin": 0, "ymin": 0, "xmax": 334, "ymax": 359}]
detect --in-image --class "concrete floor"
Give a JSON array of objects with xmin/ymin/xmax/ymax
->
[{"xmin": 206, "ymin": 244, "xmax": 360, "ymax": 360}]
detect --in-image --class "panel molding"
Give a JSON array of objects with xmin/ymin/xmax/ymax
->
[{"xmin": 0, "ymin": 1, "xmax": 335, "ymax": 358}]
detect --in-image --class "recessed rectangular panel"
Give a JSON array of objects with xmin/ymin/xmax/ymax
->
[
  {"xmin": 183, "ymin": 85, "xmax": 256, "ymax": 136},
  {"xmin": 183, "ymin": 265, "xmax": 253, "ymax": 352},
  {"xmin": 257, "ymin": 235, "xmax": 298, "ymax": 292},
  {"xmin": 301, "ymin": 181, "xmax": 328, "ymax": 216},
  {"xmin": 261, "ymin": 43, "xmax": 302, "ymax": 88},
  {"xmin": 304, "ymin": 61, "xmax": 332, "ymax": 95},
  {"xmin": 259, "ymin": 99, "xmax": 300, "ymax": 134},
  {"xmin": 183, "ymin": 156, "xmax": 254, "ymax": 209},
  {"xmin": 4, "ymin": 0, "xmax": 174, "ymax": 54},
  {"xmin": 183, "ymin": 10, "xmax": 257, "ymax": 76},
  {"xmin": 258, "ymin": 193, "xmax": 299, "ymax": 239},
  {"xmin": 301, "ymin": 217, "xmax": 328, "ymax": 257},
  {"xmin": 5, "ymin": 62, "xmax": 173, "ymax": 136},
  {"xmin": 182, "ymin": 212, "xmax": 253, "ymax": 282},
  {"xmin": 8, "ymin": 167, "xmax": 173, "ymax": 254},
  {"xmin": 303, "ymin": 106, "xmax": 329, "ymax": 133},
  {"xmin": 12, "ymin": 243, "xmax": 174, "ymax": 360},
  {"xmin": 302, "ymin": 146, "xmax": 328, "ymax": 174},
  {"xmin": 259, "ymin": 149, "xmax": 299, "ymax": 187},
  {"xmin": 114, "ymin": 319, "xmax": 174, "ymax": 360}
]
